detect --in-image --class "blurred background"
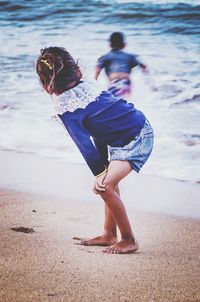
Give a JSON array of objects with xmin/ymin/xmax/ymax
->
[{"xmin": 0, "ymin": 0, "xmax": 200, "ymax": 182}]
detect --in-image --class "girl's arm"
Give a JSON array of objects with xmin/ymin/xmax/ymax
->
[
  {"xmin": 93, "ymin": 139, "xmax": 109, "ymax": 168},
  {"xmin": 59, "ymin": 113, "xmax": 107, "ymax": 176}
]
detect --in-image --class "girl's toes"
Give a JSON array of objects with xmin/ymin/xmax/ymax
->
[
  {"xmin": 103, "ymin": 247, "xmax": 110, "ymax": 253},
  {"xmin": 80, "ymin": 240, "xmax": 88, "ymax": 245}
]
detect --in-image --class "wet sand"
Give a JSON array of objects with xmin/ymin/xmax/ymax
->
[{"xmin": 0, "ymin": 151, "xmax": 200, "ymax": 301}]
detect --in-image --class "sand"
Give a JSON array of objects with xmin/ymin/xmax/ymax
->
[{"xmin": 0, "ymin": 151, "xmax": 200, "ymax": 302}]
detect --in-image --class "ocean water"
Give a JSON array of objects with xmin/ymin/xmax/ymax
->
[{"xmin": 0, "ymin": 0, "xmax": 200, "ymax": 182}]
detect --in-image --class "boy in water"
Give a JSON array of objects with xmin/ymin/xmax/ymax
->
[{"xmin": 95, "ymin": 32, "xmax": 148, "ymax": 100}]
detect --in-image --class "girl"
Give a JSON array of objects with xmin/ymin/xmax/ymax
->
[{"xmin": 36, "ymin": 46, "xmax": 154, "ymax": 254}]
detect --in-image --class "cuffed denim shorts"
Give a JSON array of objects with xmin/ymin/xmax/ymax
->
[{"xmin": 108, "ymin": 119, "xmax": 154, "ymax": 173}]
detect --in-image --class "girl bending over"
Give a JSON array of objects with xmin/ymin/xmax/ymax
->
[{"xmin": 36, "ymin": 47, "xmax": 154, "ymax": 254}]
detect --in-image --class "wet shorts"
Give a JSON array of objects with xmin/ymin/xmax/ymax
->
[
  {"xmin": 108, "ymin": 119, "xmax": 154, "ymax": 173},
  {"xmin": 108, "ymin": 78, "xmax": 131, "ymax": 98}
]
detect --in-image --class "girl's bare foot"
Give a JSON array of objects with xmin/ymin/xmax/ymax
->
[
  {"xmin": 73, "ymin": 235, "xmax": 117, "ymax": 246},
  {"xmin": 103, "ymin": 239, "xmax": 139, "ymax": 254}
]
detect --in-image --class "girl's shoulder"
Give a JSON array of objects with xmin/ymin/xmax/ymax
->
[{"xmin": 54, "ymin": 80, "xmax": 102, "ymax": 115}]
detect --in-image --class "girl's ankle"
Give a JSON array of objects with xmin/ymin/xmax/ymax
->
[
  {"xmin": 103, "ymin": 231, "xmax": 117, "ymax": 238},
  {"xmin": 121, "ymin": 235, "xmax": 136, "ymax": 243}
]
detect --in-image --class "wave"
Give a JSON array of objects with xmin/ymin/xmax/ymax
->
[
  {"xmin": 110, "ymin": 3, "xmax": 200, "ymax": 34},
  {"xmin": 173, "ymin": 94, "xmax": 200, "ymax": 105},
  {"xmin": 0, "ymin": 1, "xmax": 199, "ymax": 35},
  {"xmin": 183, "ymin": 133, "xmax": 200, "ymax": 147}
]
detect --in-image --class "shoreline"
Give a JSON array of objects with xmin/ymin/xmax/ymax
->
[{"xmin": 1, "ymin": 149, "xmax": 200, "ymax": 219}]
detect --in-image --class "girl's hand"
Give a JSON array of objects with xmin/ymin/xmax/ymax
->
[{"xmin": 93, "ymin": 171, "xmax": 107, "ymax": 194}]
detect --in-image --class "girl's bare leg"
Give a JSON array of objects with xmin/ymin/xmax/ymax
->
[
  {"xmin": 77, "ymin": 191, "xmax": 119, "ymax": 246},
  {"xmin": 74, "ymin": 161, "xmax": 138, "ymax": 253},
  {"xmin": 99, "ymin": 160, "xmax": 138, "ymax": 254}
]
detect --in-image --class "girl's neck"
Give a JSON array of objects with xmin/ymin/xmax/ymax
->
[
  {"xmin": 67, "ymin": 79, "xmax": 83, "ymax": 90},
  {"xmin": 55, "ymin": 80, "xmax": 83, "ymax": 96}
]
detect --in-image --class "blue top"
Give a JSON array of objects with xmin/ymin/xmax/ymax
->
[
  {"xmin": 57, "ymin": 82, "xmax": 145, "ymax": 176},
  {"xmin": 97, "ymin": 50, "xmax": 141, "ymax": 75}
]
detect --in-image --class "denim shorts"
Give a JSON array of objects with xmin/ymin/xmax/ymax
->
[{"xmin": 108, "ymin": 119, "xmax": 154, "ymax": 173}]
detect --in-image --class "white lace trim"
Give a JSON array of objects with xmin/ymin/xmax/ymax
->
[{"xmin": 54, "ymin": 81, "xmax": 102, "ymax": 115}]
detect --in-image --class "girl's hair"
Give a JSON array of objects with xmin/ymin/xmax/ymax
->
[
  {"xmin": 109, "ymin": 32, "xmax": 125, "ymax": 50},
  {"xmin": 36, "ymin": 47, "xmax": 82, "ymax": 95}
]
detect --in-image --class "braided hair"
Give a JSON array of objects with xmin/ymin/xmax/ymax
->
[{"xmin": 36, "ymin": 47, "xmax": 82, "ymax": 95}]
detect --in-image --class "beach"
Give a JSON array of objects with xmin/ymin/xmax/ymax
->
[
  {"xmin": 1, "ymin": 1, "xmax": 200, "ymax": 300},
  {"xmin": 1, "ymin": 151, "xmax": 200, "ymax": 302}
]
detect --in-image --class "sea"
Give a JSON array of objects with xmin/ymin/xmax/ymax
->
[{"xmin": 0, "ymin": 0, "xmax": 200, "ymax": 182}]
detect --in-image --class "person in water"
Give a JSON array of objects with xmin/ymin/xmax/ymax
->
[
  {"xmin": 95, "ymin": 32, "xmax": 148, "ymax": 100},
  {"xmin": 36, "ymin": 46, "xmax": 154, "ymax": 254}
]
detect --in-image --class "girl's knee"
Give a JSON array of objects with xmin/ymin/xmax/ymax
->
[
  {"xmin": 100, "ymin": 181, "xmax": 118, "ymax": 196},
  {"xmin": 105, "ymin": 177, "xmax": 117, "ymax": 187}
]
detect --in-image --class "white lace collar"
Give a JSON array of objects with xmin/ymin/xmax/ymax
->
[{"xmin": 54, "ymin": 80, "xmax": 102, "ymax": 115}]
